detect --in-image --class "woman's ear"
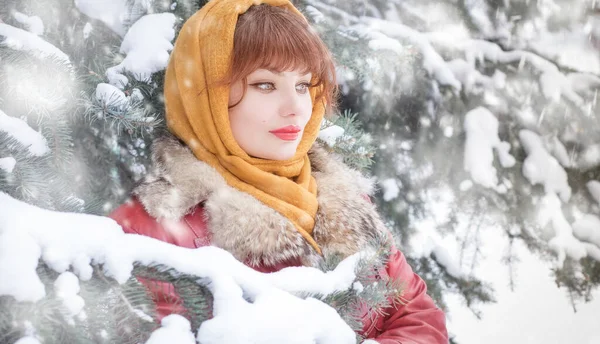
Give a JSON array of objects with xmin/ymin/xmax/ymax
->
[{"xmin": 228, "ymin": 80, "xmax": 243, "ymax": 108}]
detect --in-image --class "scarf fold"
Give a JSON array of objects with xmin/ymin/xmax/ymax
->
[{"xmin": 163, "ymin": 0, "xmax": 325, "ymax": 254}]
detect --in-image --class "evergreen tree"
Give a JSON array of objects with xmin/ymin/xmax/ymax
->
[
  {"xmin": 2, "ymin": 0, "xmax": 600, "ymax": 342},
  {"xmin": 301, "ymin": 0, "xmax": 600, "ymax": 313}
]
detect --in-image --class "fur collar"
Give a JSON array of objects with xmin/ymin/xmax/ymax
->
[{"xmin": 134, "ymin": 135, "xmax": 388, "ymax": 267}]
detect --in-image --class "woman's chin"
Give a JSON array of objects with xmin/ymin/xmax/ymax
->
[
  {"xmin": 268, "ymin": 150, "xmax": 297, "ymax": 161},
  {"xmin": 257, "ymin": 145, "xmax": 299, "ymax": 161},
  {"xmin": 242, "ymin": 138, "xmax": 301, "ymax": 160}
]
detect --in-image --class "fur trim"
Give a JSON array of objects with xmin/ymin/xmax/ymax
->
[{"xmin": 134, "ymin": 135, "xmax": 388, "ymax": 267}]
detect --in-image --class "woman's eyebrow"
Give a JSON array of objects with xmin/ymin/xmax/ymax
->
[
  {"xmin": 263, "ymin": 69, "xmax": 311, "ymax": 78},
  {"xmin": 266, "ymin": 68, "xmax": 282, "ymax": 75}
]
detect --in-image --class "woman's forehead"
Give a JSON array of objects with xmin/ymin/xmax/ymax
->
[{"xmin": 250, "ymin": 68, "xmax": 312, "ymax": 77}]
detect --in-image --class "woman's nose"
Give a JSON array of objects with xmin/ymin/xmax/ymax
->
[{"xmin": 279, "ymin": 87, "xmax": 304, "ymax": 117}]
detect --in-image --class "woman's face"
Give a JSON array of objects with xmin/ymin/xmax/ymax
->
[{"xmin": 228, "ymin": 68, "xmax": 313, "ymax": 160}]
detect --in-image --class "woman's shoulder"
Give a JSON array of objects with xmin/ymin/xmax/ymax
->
[
  {"xmin": 109, "ymin": 197, "xmax": 209, "ymax": 249},
  {"xmin": 109, "ymin": 198, "xmax": 159, "ymax": 235},
  {"xmin": 108, "ymin": 197, "xmax": 182, "ymax": 242}
]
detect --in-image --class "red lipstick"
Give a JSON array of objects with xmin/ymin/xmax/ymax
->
[{"xmin": 269, "ymin": 125, "xmax": 301, "ymax": 141}]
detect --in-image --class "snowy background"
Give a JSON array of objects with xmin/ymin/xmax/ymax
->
[{"xmin": 1, "ymin": 0, "xmax": 600, "ymax": 343}]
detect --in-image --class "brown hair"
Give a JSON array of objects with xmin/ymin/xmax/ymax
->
[{"xmin": 227, "ymin": 4, "xmax": 338, "ymax": 114}]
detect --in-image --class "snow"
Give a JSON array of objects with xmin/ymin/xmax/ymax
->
[
  {"xmin": 133, "ymin": 309, "xmax": 154, "ymax": 323},
  {"xmin": 380, "ymin": 178, "xmax": 400, "ymax": 201},
  {"xmin": 96, "ymin": 83, "xmax": 128, "ymax": 106},
  {"xmin": 583, "ymin": 242, "xmax": 600, "ymax": 261},
  {"xmin": 145, "ymin": 315, "xmax": 195, "ymax": 344},
  {"xmin": 95, "ymin": 84, "xmax": 146, "ymax": 115},
  {"xmin": 399, "ymin": 141, "xmax": 412, "ymax": 151},
  {"xmin": 197, "ymin": 282, "xmax": 354, "ymax": 344},
  {"xmin": 529, "ymin": 29, "xmax": 600, "ymax": 75},
  {"xmin": 544, "ymin": 135, "xmax": 572, "ymax": 168},
  {"xmin": 0, "ymin": 109, "xmax": 49, "ymax": 156},
  {"xmin": 263, "ymin": 252, "xmax": 365, "ymax": 295},
  {"xmin": 572, "ymin": 214, "xmax": 600, "ymax": 248},
  {"xmin": 447, "ymin": 59, "xmax": 493, "ymax": 95},
  {"xmin": 14, "ymin": 337, "xmax": 41, "ymax": 344},
  {"xmin": 517, "ymin": 126, "xmax": 599, "ymax": 268},
  {"xmin": 0, "ymin": 192, "xmax": 366, "ymax": 344},
  {"xmin": 83, "ymin": 23, "xmax": 93, "ymax": 40},
  {"xmin": 587, "ymin": 181, "xmax": 600, "ymax": 205},
  {"xmin": 499, "ymin": 48, "xmax": 582, "ymax": 106},
  {"xmin": 459, "ymin": 180, "xmax": 473, "ymax": 191},
  {"xmin": 12, "ymin": 12, "xmax": 44, "ymax": 36},
  {"xmin": 318, "ymin": 124, "xmax": 345, "ymax": 147},
  {"xmin": 0, "ymin": 157, "xmax": 16, "ymax": 173},
  {"xmin": 443, "ymin": 126, "xmax": 454, "ymax": 137},
  {"xmin": 106, "ymin": 13, "xmax": 176, "ymax": 88},
  {"xmin": 425, "ymin": 35, "xmax": 590, "ymax": 106},
  {"xmin": 0, "ymin": 219, "xmax": 44, "ymax": 301},
  {"xmin": 74, "ymin": 0, "xmax": 133, "ymax": 37},
  {"xmin": 0, "ymin": 23, "xmax": 69, "ymax": 63},
  {"xmin": 433, "ymin": 245, "xmax": 462, "ymax": 278},
  {"xmin": 54, "ymin": 272, "xmax": 85, "ymax": 318},
  {"xmin": 577, "ymin": 143, "xmax": 600, "ymax": 170},
  {"xmin": 538, "ymin": 70, "xmax": 582, "ymax": 105},
  {"xmin": 360, "ymin": 18, "xmax": 462, "ymax": 90},
  {"xmin": 409, "ymin": 219, "xmax": 462, "ymax": 279},
  {"xmin": 514, "ymin": 107, "xmax": 539, "ymax": 128},
  {"xmin": 463, "ymin": 0, "xmax": 495, "ymax": 38},
  {"xmin": 536, "ymin": 193, "xmax": 587, "ymax": 268},
  {"xmin": 367, "ymin": 30, "xmax": 405, "ymax": 56},
  {"xmin": 567, "ymin": 73, "xmax": 600, "ymax": 95},
  {"xmin": 519, "ymin": 130, "xmax": 571, "ymax": 202},
  {"xmin": 352, "ymin": 281, "xmax": 364, "ymax": 293},
  {"xmin": 463, "ymin": 107, "xmax": 516, "ymax": 191}
]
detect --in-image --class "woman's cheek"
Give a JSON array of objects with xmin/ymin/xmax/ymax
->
[{"xmin": 302, "ymin": 99, "xmax": 313, "ymax": 120}]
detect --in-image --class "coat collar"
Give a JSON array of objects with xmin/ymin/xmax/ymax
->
[{"xmin": 133, "ymin": 134, "xmax": 388, "ymax": 267}]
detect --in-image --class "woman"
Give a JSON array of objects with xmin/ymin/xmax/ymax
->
[{"xmin": 110, "ymin": 0, "xmax": 449, "ymax": 342}]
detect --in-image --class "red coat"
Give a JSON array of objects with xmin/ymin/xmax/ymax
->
[{"xmin": 110, "ymin": 198, "xmax": 448, "ymax": 344}]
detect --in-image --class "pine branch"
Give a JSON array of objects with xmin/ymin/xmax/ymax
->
[{"xmin": 318, "ymin": 110, "xmax": 375, "ymax": 172}]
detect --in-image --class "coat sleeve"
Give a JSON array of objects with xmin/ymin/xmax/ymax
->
[
  {"xmin": 361, "ymin": 246, "xmax": 449, "ymax": 344},
  {"xmin": 109, "ymin": 201, "xmax": 188, "ymax": 321}
]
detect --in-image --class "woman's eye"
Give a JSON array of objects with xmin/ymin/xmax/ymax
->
[
  {"xmin": 296, "ymin": 82, "xmax": 311, "ymax": 94},
  {"xmin": 253, "ymin": 82, "xmax": 275, "ymax": 91}
]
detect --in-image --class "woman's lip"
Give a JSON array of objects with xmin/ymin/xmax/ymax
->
[
  {"xmin": 271, "ymin": 132, "xmax": 300, "ymax": 141},
  {"xmin": 269, "ymin": 125, "xmax": 302, "ymax": 133}
]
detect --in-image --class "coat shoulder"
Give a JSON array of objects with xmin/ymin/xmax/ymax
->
[
  {"xmin": 109, "ymin": 197, "xmax": 202, "ymax": 247},
  {"xmin": 362, "ymin": 246, "xmax": 449, "ymax": 343},
  {"xmin": 109, "ymin": 198, "xmax": 152, "ymax": 234}
]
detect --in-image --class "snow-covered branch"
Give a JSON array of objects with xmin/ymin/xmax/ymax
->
[
  {"xmin": 463, "ymin": 106, "xmax": 515, "ymax": 192},
  {"xmin": 308, "ymin": 3, "xmax": 600, "ymax": 109},
  {"xmin": 357, "ymin": 18, "xmax": 462, "ymax": 90},
  {"xmin": 0, "ymin": 192, "xmax": 364, "ymax": 344},
  {"xmin": 0, "ymin": 23, "xmax": 69, "ymax": 63},
  {"xmin": 0, "ymin": 109, "xmax": 49, "ymax": 157},
  {"xmin": 427, "ymin": 34, "xmax": 598, "ymax": 107},
  {"xmin": 105, "ymin": 13, "xmax": 176, "ymax": 88}
]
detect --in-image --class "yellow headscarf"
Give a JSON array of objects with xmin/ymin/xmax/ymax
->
[{"xmin": 164, "ymin": 0, "xmax": 325, "ymax": 255}]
